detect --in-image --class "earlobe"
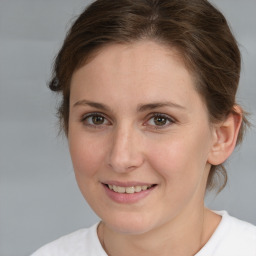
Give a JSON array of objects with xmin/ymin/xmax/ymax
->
[{"xmin": 208, "ymin": 106, "xmax": 242, "ymax": 166}]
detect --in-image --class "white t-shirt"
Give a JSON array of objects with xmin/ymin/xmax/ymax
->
[{"xmin": 31, "ymin": 211, "xmax": 256, "ymax": 256}]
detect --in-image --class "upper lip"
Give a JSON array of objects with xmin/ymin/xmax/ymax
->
[{"xmin": 101, "ymin": 181, "xmax": 156, "ymax": 187}]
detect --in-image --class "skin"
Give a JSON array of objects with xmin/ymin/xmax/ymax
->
[{"xmin": 68, "ymin": 41, "xmax": 241, "ymax": 255}]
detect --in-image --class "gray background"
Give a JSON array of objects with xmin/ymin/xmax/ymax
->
[{"xmin": 0, "ymin": 0, "xmax": 255, "ymax": 255}]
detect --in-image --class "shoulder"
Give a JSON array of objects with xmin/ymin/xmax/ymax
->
[
  {"xmin": 31, "ymin": 223, "xmax": 106, "ymax": 256},
  {"xmin": 221, "ymin": 211, "xmax": 256, "ymax": 249},
  {"xmin": 197, "ymin": 211, "xmax": 256, "ymax": 256}
]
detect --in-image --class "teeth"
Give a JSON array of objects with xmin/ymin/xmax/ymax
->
[
  {"xmin": 113, "ymin": 185, "xmax": 125, "ymax": 193},
  {"xmin": 142, "ymin": 185, "xmax": 148, "ymax": 191},
  {"xmin": 126, "ymin": 187, "xmax": 135, "ymax": 194},
  {"xmin": 107, "ymin": 184, "xmax": 153, "ymax": 194},
  {"xmin": 135, "ymin": 186, "xmax": 142, "ymax": 192}
]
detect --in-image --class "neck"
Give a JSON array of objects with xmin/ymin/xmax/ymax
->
[{"xmin": 98, "ymin": 207, "xmax": 221, "ymax": 256}]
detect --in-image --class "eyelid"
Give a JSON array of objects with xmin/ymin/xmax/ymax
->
[
  {"xmin": 145, "ymin": 112, "xmax": 176, "ymax": 129},
  {"xmin": 80, "ymin": 111, "xmax": 176, "ymax": 130},
  {"xmin": 81, "ymin": 112, "xmax": 112, "ymax": 127},
  {"xmin": 81, "ymin": 111, "xmax": 107, "ymax": 120}
]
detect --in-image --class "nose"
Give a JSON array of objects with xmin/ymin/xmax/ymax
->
[{"xmin": 107, "ymin": 124, "xmax": 144, "ymax": 173}]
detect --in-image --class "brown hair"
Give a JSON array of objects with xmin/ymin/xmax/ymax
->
[{"xmin": 49, "ymin": 0, "xmax": 248, "ymax": 192}]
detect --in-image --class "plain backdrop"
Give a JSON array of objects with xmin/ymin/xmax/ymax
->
[{"xmin": 0, "ymin": 0, "xmax": 255, "ymax": 255}]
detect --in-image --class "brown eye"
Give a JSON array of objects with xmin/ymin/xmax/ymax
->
[
  {"xmin": 153, "ymin": 116, "xmax": 167, "ymax": 126},
  {"xmin": 92, "ymin": 115, "xmax": 105, "ymax": 125},
  {"xmin": 82, "ymin": 113, "xmax": 110, "ymax": 127},
  {"xmin": 146, "ymin": 113, "xmax": 174, "ymax": 129}
]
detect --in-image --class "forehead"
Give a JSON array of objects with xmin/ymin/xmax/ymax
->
[
  {"xmin": 77, "ymin": 41, "xmax": 186, "ymax": 78},
  {"xmin": 70, "ymin": 41, "xmax": 205, "ymax": 113}
]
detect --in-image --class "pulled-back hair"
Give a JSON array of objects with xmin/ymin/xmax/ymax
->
[{"xmin": 49, "ymin": 0, "xmax": 248, "ymax": 192}]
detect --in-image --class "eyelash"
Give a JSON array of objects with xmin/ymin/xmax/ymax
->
[
  {"xmin": 81, "ymin": 112, "xmax": 110, "ymax": 129},
  {"xmin": 146, "ymin": 113, "xmax": 175, "ymax": 130},
  {"xmin": 81, "ymin": 112, "xmax": 175, "ymax": 130}
]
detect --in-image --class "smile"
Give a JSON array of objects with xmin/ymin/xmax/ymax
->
[
  {"xmin": 107, "ymin": 184, "xmax": 154, "ymax": 194},
  {"xmin": 102, "ymin": 182, "xmax": 157, "ymax": 204}
]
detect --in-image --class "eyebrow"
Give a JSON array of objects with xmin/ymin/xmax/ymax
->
[
  {"xmin": 73, "ymin": 100, "xmax": 111, "ymax": 111},
  {"xmin": 137, "ymin": 102, "xmax": 186, "ymax": 112},
  {"xmin": 73, "ymin": 99, "xmax": 186, "ymax": 112}
]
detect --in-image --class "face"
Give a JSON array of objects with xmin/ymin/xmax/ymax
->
[{"xmin": 68, "ymin": 41, "xmax": 215, "ymax": 235}]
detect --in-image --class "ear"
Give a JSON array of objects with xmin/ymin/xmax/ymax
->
[{"xmin": 207, "ymin": 105, "xmax": 242, "ymax": 165}]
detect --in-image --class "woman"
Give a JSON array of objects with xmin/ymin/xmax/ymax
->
[{"xmin": 32, "ymin": 0, "xmax": 256, "ymax": 255}]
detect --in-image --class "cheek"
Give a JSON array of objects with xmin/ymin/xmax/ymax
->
[
  {"xmin": 145, "ymin": 134, "xmax": 211, "ymax": 213},
  {"xmin": 146, "ymin": 132, "xmax": 210, "ymax": 185},
  {"xmin": 68, "ymin": 133, "xmax": 106, "ymax": 178}
]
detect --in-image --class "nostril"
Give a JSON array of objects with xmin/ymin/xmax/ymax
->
[{"xmin": 107, "ymin": 161, "xmax": 140, "ymax": 173}]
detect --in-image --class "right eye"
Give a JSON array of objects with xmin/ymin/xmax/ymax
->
[{"xmin": 81, "ymin": 113, "xmax": 111, "ymax": 128}]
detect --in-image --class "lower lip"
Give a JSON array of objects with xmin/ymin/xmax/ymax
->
[{"xmin": 102, "ymin": 184, "xmax": 156, "ymax": 204}]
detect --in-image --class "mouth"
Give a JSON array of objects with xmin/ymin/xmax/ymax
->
[
  {"xmin": 103, "ymin": 183, "xmax": 157, "ymax": 194},
  {"xmin": 101, "ymin": 181, "xmax": 158, "ymax": 203}
]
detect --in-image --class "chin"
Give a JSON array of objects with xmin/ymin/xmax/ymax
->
[{"xmin": 101, "ymin": 211, "xmax": 158, "ymax": 235}]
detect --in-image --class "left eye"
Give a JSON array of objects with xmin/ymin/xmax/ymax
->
[
  {"xmin": 82, "ymin": 113, "xmax": 110, "ymax": 126},
  {"xmin": 90, "ymin": 115, "xmax": 105, "ymax": 125},
  {"xmin": 147, "ymin": 114, "xmax": 174, "ymax": 128}
]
